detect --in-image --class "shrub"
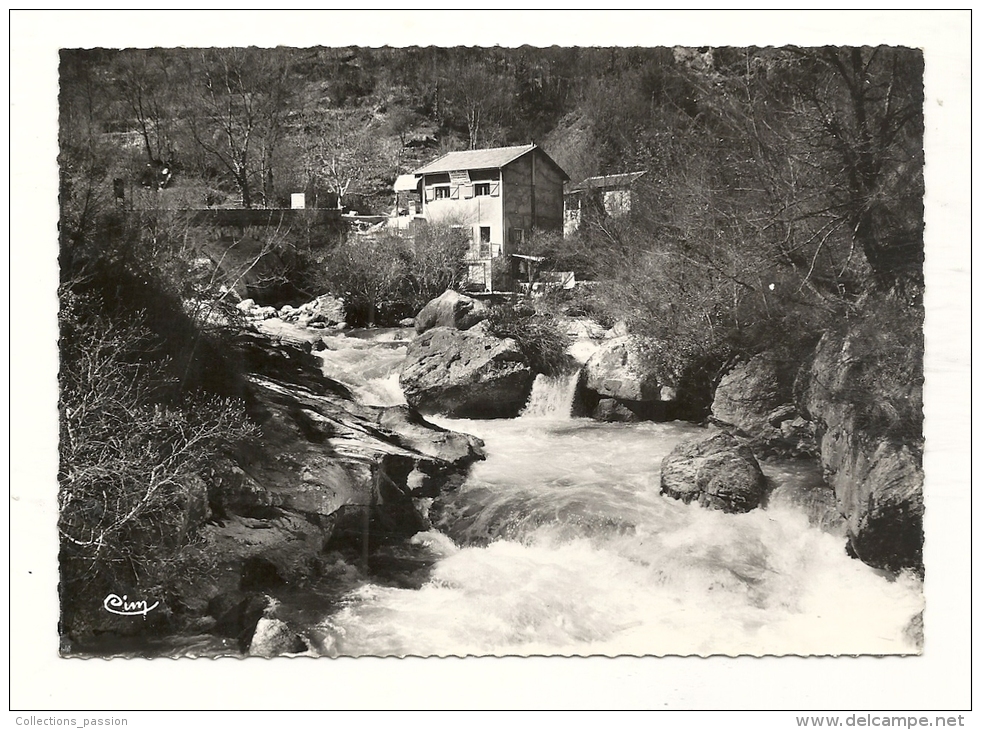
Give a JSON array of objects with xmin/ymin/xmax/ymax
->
[
  {"xmin": 400, "ymin": 224, "xmax": 471, "ymax": 310},
  {"xmin": 58, "ymin": 292, "xmax": 258, "ymax": 635},
  {"xmin": 319, "ymin": 223, "xmax": 471, "ymax": 326},
  {"xmin": 484, "ymin": 305, "xmax": 572, "ymax": 376}
]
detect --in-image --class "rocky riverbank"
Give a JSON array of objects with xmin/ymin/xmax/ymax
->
[
  {"xmin": 388, "ymin": 290, "xmax": 923, "ymax": 578},
  {"xmin": 65, "ymin": 287, "xmax": 923, "ymax": 654},
  {"xmin": 63, "ymin": 315, "xmax": 485, "ymax": 655}
]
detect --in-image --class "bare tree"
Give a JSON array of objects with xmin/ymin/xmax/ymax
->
[
  {"xmin": 313, "ymin": 110, "xmax": 380, "ymax": 210},
  {"xmin": 112, "ymin": 49, "xmax": 177, "ymax": 165},
  {"xmin": 443, "ymin": 59, "xmax": 516, "ymax": 150},
  {"xmin": 184, "ymin": 48, "xmax": 293, "ymax": 208}
]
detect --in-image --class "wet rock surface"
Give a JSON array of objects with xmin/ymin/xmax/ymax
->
[{"xmin": 660, "ymin": 431, "xmax": 768, "ymax": 513}]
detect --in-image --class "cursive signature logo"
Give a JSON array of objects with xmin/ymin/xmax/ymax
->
[{"xmin": 103, "ymin": 593, "xmax": 160, "ymax": 618}]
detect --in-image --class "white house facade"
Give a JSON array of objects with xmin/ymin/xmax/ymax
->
[{"xmin": 391, "ymin": 144, "xmax": 568, "ymax": 291}]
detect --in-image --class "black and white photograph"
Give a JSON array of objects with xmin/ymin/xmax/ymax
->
[{"xmin": 10, "ymin": 9, "xmax": 971, "ymax": 712}]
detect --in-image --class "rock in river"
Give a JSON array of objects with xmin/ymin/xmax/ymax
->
[
  {"xmin": 584, "ymin": 335, "xmax": 667, "ymax": 403},
  {"xmin": 414, "ymin": 289, "xmax": 489, "ymax": 334},
  {"xmin": 400, "ymin": 326, "xmax": 534, "ymax": 418},
  {"xmin": 660, "ymin": 431, "xmax": 767, "ymax": 513}
]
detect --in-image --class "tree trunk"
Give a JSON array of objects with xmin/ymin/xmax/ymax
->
[
  {"xmin": 239, "ymin": 174, "xmax": 252, "ymax": 209},
  {"xmin": 264, "ymin": 166, "xmax": 274, "ymax": 209}
]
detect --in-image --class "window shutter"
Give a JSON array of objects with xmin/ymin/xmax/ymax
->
[
  {"xmin": 451, "ymin": 185, "xmax": 460, "ymax": 200},
  {"xmin": 425, "ymin": 188, "xmax": 434, "ymax": 202},
  {"xmin": 463, "ymin": 184, "xmax": 474, "ymax": 199},
  {"xmin": 491, "ymin": 182, "xmax": 500, "ymax": 197}
]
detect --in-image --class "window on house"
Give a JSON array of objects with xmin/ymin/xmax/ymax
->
[
  {"xmin": 433, "ymin": 186, "xmax": 451, "ymax": 200},
  {"xmin": 474, "ymin": 183, "xmax": 491, "ymax": 197}
]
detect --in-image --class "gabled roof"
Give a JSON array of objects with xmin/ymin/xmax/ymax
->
[
  {"xmin": 567, "ymin": 170, "xmax": 647, "ymax": 194},
  {"xmin": 412, "ymin": 144, "xmax": 568, "ymax": 179}
]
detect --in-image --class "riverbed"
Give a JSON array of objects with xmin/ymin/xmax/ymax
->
[{"xmin": 306, "ymin": 328, "xmax": 923, "ymax": 657}]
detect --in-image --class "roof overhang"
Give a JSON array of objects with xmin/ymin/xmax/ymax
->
[{"xmin": 394, "ymin": 174, "xmax": 421, "ymax": 192}]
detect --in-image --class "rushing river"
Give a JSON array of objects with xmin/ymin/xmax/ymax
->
[{"xmin": 310, "ymin": 329, "xmax": 924, "ymax": 658}]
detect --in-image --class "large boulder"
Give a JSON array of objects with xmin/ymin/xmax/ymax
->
[
  {"xmin": 802, "ymin": 331, "xmax": 924, "ymax": 574},
  {"xmin": 711, "ymin": 353, "xmax": 816, "ymax": 458},
  {"xmin": 297, "ymin": 294, "xmax": 346, "ymax": 328},
  {"xmin": 400, "ymin": 326, "xmax": 535, "ymax": 418},
  {"xmin": 584, "ymin": 335, "xmax": 667, "ymax": 402},
  {"xmin": 414, "ymin": 290, "xmax": 489, "ymax": 335},
  {"xmin": 712, "ymin": 353, "xmax": 792, "ymax": 432},
  {"xmin": 660, "ymin": 432, "xmax": 767, "ymax": 513}
]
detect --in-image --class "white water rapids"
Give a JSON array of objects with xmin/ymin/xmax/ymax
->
[{"xmin": 312, "ymin": 329, "xmax": 923, "ymax": 657}]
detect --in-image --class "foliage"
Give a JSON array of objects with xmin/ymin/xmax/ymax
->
[
  {"xmin": 322, "ymin": 232, "xmax": 409, "ymax": 326},
  {"xmin": 320, "ymin": 222, "xmax": 470, "ymax": 325},
  {"xmin": 57, "ymin": 114, "xmax": 261, "ymax": 635},
  {"xmin": 484, "ymin": 306, "xmax": 572, "ymax": 377},
  {"xmin": 555, "ymin": 46, "xmax": 923, "ymax": 410},
  {"xmin": 58, "ymin": 291, "xmax": 258, "ymax": 631},
  {"xmin": 400, "ymin": 223, "xmax": 472, "ymax": 312}
]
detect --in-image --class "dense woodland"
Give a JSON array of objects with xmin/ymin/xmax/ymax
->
[{"xmin": 58, "ymin": 46, "xmax": 925, "ymax": 627}]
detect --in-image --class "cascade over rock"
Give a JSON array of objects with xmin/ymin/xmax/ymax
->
[
  {"xmin": 801, "ymin": 332, "xmax": 924, "ymax": 574},
  {"xmin": 414, "ymin": 289, "xmax": 489, "ymax": 335},
  {"xmin": 399, "ymin": 326, "xmax": 535, "ymax": 418},
  {"xmin": 660, "ymin": 431, "xmax": 767, "ymax": 513}
]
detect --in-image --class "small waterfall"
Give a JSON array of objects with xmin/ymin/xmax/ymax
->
[{"xmin": 521, "ymin": 370, "xmax": 582, "ymax": 419}]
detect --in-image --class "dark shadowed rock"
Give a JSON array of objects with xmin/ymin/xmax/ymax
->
[
  {"xmin": 593, "ymin": 397, "xmax": 641, "ymax": 422},
  {"xmin": 414, "ymin": 289, "xmax": 489, "ymax": 334},
  {"xmin": 710, "ymin": 353, "xmax": 815, "ymax": 457},
  {"xmin": 400, "ymin": 326, "xmax": 535, "ymax": 418},
  {"xmin": 208, "ymin": 593, "xmax": 272, "ymax": 651},
  {"xmin": 660, "ymin": 432, "xmax": 767, "ymax": 513}
]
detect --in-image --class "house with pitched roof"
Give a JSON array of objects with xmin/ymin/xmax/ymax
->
[
  {"xmin": 564, "ymin": 170, "xmax": 647, "ymax": 235},
  {"xmin": 391, "ymin": 143, "xmax": 569, "ymax": 291}
]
